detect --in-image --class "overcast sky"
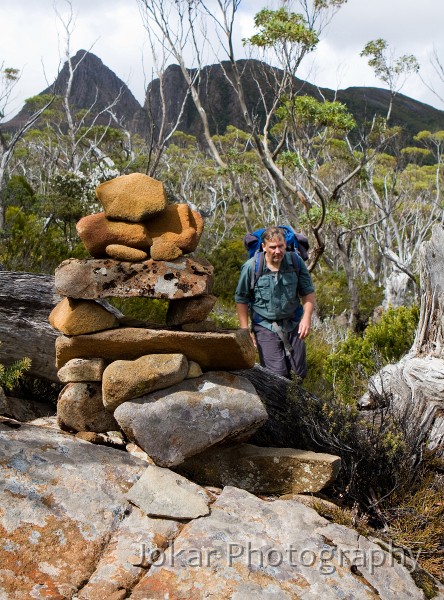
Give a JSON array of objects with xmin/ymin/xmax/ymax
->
[{"xmin": 2, "ymin": 0, "xmax": 444, "ymax": 119}]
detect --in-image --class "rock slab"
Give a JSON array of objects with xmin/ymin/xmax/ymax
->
[
  {"xmin": 56, "ymin": 327, "xmax": 256, "ymax": 371},
  {"xmin": 0, "ymin": 422, "xmax": 148, "ymax": 599},
  {"xmin": 126, "ymin": 464, "xmax": 210, "ymax": 520},
  {"xmin": 54, "ymin": 256, "xmax": 213, "ymax": 299},
  {"xmin": 176, "ymin": 444, "xmax": 341, "ymax": 495},
  {"xmin": 130, "ymin": 486, "xmax": 426, "ymax": 600},
  {"xmin": 114, "ymin": 372, "xmax": 268, "ymax": 467}
]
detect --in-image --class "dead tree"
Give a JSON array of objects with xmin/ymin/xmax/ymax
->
[{"xmin": 361, "ymin": 224, "xmax": 444, "ymax": 456}]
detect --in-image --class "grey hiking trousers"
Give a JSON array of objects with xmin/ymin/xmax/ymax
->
[{"xmin": 253, "ymin": 323, "xmax": 307, "ymax": 379}]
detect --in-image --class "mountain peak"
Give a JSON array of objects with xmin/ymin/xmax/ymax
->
[{"xmin": 3, "ymin": 50, "xmax": 144, "ymax": 133}]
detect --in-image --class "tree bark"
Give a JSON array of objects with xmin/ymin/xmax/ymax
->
[
  {"xmin": 361, "ymin": 224, "xmax": 444, "ymax": 456},
  {"xmin": 0, "ymin": 272, "xmax": 60, "ymax": 381}
]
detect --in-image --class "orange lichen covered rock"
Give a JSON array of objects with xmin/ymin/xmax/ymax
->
[
  {"xmin": 76, "ymin": 212, "xmax": 152, "ymax": 258},
  {"xmin": 145, "ymin": 204, "xmax": 204, "ymax": 260},
  {"xmin": 96, "ymin": 173, "xmax": 167, "ymax": 222}
]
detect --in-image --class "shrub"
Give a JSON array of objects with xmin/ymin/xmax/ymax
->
[
  {"xmin": 287, "ymin": 374, "xmax": 423, "ymax": 521},
  {"xmin": 205, "ymin": 238, "xmax": 246, "ymax": 304},
  {"xmin": 0, "ymin": 354, "xmax": 32, "ymax": 392},
  {"xmin": 322, "ymin": 305, "xmax": 420, "ymax": 403}
]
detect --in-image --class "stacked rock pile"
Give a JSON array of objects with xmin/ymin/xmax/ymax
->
[{"xmin": 49, "ymin": 173, "xmax": 340, "ymax": 495}]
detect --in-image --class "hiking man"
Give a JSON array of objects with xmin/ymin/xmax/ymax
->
[{"xmin": 235, "ymin": 226, "xmax": 315, "ymax": 379}]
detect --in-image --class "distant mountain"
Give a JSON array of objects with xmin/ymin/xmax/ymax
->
[
  {"xmin": 4, "ymin": 52, "xmax": 444, "ymax": 146},
  {"xmin": 145, "ymin": 59, "xmax": 444, "ymax": 142},
  {"xmin": 4, "ymin": 50, "xmax": 146, "ymax": 134}
]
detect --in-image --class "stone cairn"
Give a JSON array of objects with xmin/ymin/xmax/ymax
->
[{"xmin": 49, "ymin": 173, "xmax": 340, "ymax": 495}]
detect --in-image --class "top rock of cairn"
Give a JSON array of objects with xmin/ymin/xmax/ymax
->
[{"xmin": 96, "ymin": 172, "xmax": 167, "ymax": 222}]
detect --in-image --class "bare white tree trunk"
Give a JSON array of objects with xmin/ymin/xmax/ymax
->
[{"xmin": 362, "ymin": 224, "xmax": 444, "ymax": 455}]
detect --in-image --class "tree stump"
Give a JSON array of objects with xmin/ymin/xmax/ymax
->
[{"xmin": 361, "ymin": 224, "xmax": 444, "ymax": 456}]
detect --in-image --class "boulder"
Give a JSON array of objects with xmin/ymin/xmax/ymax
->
[
  {"xmin": 166, "ymin": 294, "xmax": 217, "ymax": 325},
  {"xmin": 49, "ymin": 297, "xmax": 119, "ymax": 335},
  {"xmin": 126, "ymin": 464, "xmax": 211, "ymax": 519},
  {"xmin": 54, "ymin": 256, "xmax": 213, "ymax": 300},
  {"xmin": 76, "ymin": 212, "xmax": 152, "ymax": 257},
  {"xmin": 130, "ymin": 486, "xmax": 427, "ymax": 600},
  {"xmin": 0, "ymin": 422, "xmax": 149, "ymax": 598},
  {"xmin": 56, "ymin": 327, "xmax": 256, "ymax": 371},
  {"xmin": 113, "ymin": 372, "xmax": 268, "ymax": 467},
  {"xmin": 57, "ymin": 382, "xmax": 119, "ymax": 433},
  {"xmin": 186, "ymin": 361, "xmax": 203, "ymax": 379},
  {"xmin": 57, "ymin": 358, "xmax": 106, "ymax": 383},
  {"xmin": 102, "ymin": 354, "xmax": 189, "ymax": 411},
  {"xmin": 96, "ymin": 173, "xmax": 167, "ymax": 222},
  {"xmin": 105, "ymin": 244, "xmax": 148, "ymax": 261},
  {"xmin": 145, "ymin": 203, "xmax": 204, "ymax": 260},
  {"xmin": 176, "ymin": 444, "xmax": 341, "ymax": 495}
]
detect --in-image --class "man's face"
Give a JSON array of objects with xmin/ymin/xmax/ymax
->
[{"xmin": 262, "ymin": 235, "xmax": 286, "ymax": 267}]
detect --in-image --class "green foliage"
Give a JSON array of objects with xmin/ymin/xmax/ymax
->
[
  {"xmin": 0, "ymin": 355, "xmax": 32, "ymax": 392},
  {"xmin": 107, "ymin": 297, "xmax": 168, "ymax": 325},
  {"xmin": 245, "ymin": 8, "xmax": 318, "ymax": 50},
  {"xmin": 304, "ymin": 329, "xmax": 334, "ymax": 400},
  {"xmin": 324, "ymin": 305, "xmax": 419, "ymax": 402},
  {"xmin": 4, "ymin": 176, "xmax": 35, "ymax": 212},
  {"xmin": 313, "ymin": 269, "xmax": 383, "ymax": 324},
  {"xmin": 277, "ymin": 95, "xmax": 356, "ymax": 133},
  {"xmin": 313, "ymin": 269, "xmax": 349, "ymax": 319},
  {"xmin": 360, "ymin": 39, "xmax": 419, "ymax": 90},
  {"xmin": 206, "ymin": 238, "xmax": 246, "ymax": 303},
  {"xmin": 2, "ymin": 67, "xmax": 19, "ymax": 82},
  {"xmin": 0, "ymin": 206, "xmax": 88, "ymax": 274},
  {"xmin": 364, "ymin": 305, "xmax": 420, "ymax": 362}
]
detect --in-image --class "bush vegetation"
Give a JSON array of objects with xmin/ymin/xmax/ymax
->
[{"xmin": 288, "ymin": 304, "xmax": 443, "ymax": 583}]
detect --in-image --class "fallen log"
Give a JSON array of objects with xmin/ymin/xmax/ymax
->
[{"xmin": 0, "ymin": 272, "xmax": 60, "ymax": 381}]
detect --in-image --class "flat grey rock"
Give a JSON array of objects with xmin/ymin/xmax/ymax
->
[{"xmin": 126, "ymin": 464, "xmax": 210, "ymax": 519}]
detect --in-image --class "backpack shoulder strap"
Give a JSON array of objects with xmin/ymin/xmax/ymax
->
[
  {"xmin": 250, "ymin": 251, "xmax": 264, "ymax": 291},
  {"xmin": 289, "ymin": 251, "xmax": 301, "ymax": 275}
]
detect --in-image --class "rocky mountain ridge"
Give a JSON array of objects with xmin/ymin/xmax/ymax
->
[{"xmin": 4, "ymin": 51, "xmax": 444, "ymax": 142}]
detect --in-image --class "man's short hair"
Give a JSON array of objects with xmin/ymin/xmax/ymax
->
[{"xmin": 262, "ymin": 226, "xmax": 286, "ymax": 244}]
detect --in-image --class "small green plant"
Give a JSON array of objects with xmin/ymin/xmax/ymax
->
[{"xmin": 0, "ymin": 355, "xmax": 32, "ymax": 392}]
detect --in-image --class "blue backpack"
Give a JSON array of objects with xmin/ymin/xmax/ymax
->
[{"xmin": 243, "ymin": 226, "xmax": 309, "ymax": 290}]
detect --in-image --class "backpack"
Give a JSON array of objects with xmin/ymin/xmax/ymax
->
[{"xmin": 243, "ymin": 226, "xmax": 309, "ymax": 291}]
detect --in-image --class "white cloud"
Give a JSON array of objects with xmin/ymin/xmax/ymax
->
[{"xmin": 2, "ymin": 0, "xmax": 444, "ymax": 118}]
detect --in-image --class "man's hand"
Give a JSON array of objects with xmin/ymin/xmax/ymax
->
[
  {"xmin": 299, "ymin": 292, "xmax": 315, "ymax": 339},
  {"xmin": 298, "ymin": 314, "xmax": 311, "ymax": 339}
]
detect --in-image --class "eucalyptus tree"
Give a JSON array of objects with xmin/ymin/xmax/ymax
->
[
  {"xmin": 360, "ymin": 39, "xmax": 419, "ymax": 121},
  {"xmin": 0, "ymin": 65, "xmax": 53, "ymax": 229},
  {"xmin": 136, "ymin": 0, "xmax": 354, "ymax": 254}
]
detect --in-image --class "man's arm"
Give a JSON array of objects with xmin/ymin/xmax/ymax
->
[
  {"xmin": 298, "ymin": 292, "xmax": 315, "ymax": 339},
  {"xmin": 236, "ymin": 302, "xmax": 250, "ymax": 329},
  {"xmin": 236, "ymin": 302, "xmax": 257, "ymax": 347}
]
